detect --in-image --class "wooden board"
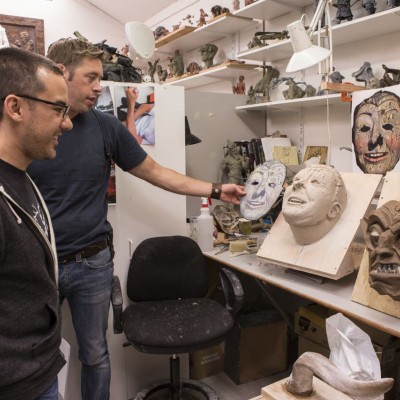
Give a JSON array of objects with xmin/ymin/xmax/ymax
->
[
  {"xmin": 257, "ymin": 173, "xmax": 382, "ymax": 280},
  {"xmin": 352, "ymin": 171, "xmax": 400, "ymax": 318},
  {"xmin": 261, "ymin": 377, "xmax": 352, "ymax": 399},
  {"xmin": 155, "ymin": 26, "xmax": 196, "ymax": 48}
]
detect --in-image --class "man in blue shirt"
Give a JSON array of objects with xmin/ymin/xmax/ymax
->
[{"xmin": 28, "ymin": 38, "xmax": 245, "ymax": 400}]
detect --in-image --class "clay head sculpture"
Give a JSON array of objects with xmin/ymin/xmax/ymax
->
[
  {"xmin": 199, "ymin": 43, "xmax": 218, "ymax": 69},
  {"xmin": 240, "ymin": 160, "xmax": 286, "ymax": 221},
  {"xmin": 282, "ymin": 164, "xmax": 347, "ymax": 245},
  {"xmin": 363, "ymin": 200, "xmax": 400, "ymax": 300},
  {"xmin": 352, "ymin": 90, "xmax": 400, "ymax": 175}
]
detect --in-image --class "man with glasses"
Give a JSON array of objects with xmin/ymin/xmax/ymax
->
[
  {"xmin": 28, "ymin": 38, "xmax": 245, "ymax": 400},
  {"xmin": 0, "ymin": 47, "xmax": 72, "ymax": 400}
]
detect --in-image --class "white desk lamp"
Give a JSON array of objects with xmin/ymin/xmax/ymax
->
[
  {"xmin": 125, "ymin": 21, "xmax": 155, "ymax": 60},
  {"xmin": 286, "ymin": 0, "xmax": 333, "ymax": 73}
]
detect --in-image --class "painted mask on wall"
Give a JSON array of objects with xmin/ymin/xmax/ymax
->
[{"xmin": 352, "ymin": 90, "xmax": 400, "ymax": 175}]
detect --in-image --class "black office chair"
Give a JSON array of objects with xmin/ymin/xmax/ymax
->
[{"xmin": 111, "ymin": 235, "xmax": 243, "ymax": 400}]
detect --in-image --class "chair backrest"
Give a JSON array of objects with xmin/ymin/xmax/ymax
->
[{"xmin": 127, "ymin": 235, "xmax": 208, "ymax": 302}]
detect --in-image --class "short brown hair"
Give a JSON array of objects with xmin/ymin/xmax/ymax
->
[{"xmin": 47, "ymin": 38, "xmax": 106, "ymax": 73}]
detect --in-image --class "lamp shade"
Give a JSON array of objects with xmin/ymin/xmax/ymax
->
[
  {"xmin": 125, "ymin": 21, "xmax": 155, "ymax": 59},
  {"xmin": 286, "ymin": 19, "xmax": 331, "ymax": 73}
]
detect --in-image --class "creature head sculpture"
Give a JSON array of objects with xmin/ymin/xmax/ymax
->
[
  {"xmin": 240, "ymin": 161, "xmax": 286, "ymax": 221},
  {"xmin": 363, "ymin": 200, "xmax": 400, "ymax": 300},
  {"xmin": 352, "ymin": 90, "xmax": 400, "ymax": 175},
  {"xmin": 282, "ymin": 165, "xmax": 347, "ymax": 245}
]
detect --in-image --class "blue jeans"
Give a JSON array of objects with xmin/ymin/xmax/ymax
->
[
  {"xmin": 59, "ymin": 247, "xmax": 113, "ymax": 400},
  {"xmin": 34, "ymin": 378, "xmax": 58, "ymax": 400}
]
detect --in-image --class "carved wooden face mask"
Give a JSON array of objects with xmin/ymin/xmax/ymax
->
[
  {"xmin": 353, "ymin": 91, "xmax": 400, "ymax": 175},
  {"xmin": 363, "ymin": 200, "xmax": 400, "ymax": 300}
]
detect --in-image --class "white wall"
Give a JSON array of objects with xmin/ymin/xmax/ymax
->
[{"xmin": 0, "ymin": 0, "xmax": 126, "ymax": 51}]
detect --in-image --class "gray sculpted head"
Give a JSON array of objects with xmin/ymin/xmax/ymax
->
[{"xmin": 282, "ymin": 164, "xmax": 347, "ymax": 245}]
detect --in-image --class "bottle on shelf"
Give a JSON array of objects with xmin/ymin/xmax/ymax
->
[{"xmin": 196, "ymin": 197, "xmax": 214, "ymax": 252}]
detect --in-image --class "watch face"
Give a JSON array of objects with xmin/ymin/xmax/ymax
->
[
  {"xmin": 240, "ymin": 160, "xmax": 286, "ymax": 221},
  {"xmin": 142, "ymin": 75, "xmax": 152, "ymax": 83}
]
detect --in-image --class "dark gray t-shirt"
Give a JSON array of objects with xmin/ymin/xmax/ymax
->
[{"xmin": 28, "ymin": 109, "xmax": 147, "ymax": 257}]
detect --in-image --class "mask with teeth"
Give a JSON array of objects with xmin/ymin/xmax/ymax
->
[{"xmin": 363, "ymin": 200, "xmax": 400, "ymax": 300}]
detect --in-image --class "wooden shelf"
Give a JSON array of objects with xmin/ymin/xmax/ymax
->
[
  {"xmin": 164, "ymin": 62, "xmax": 261, "ymax": 89},
  {"xmin": 236, "ymin": 93, "xmax": 345, "ymax": 112},
  {"xmin": 154, "ymin": 14, "xmax": 257, "ymax": 58},
  {"xmin": 237, "ymin": 7, "xmax": 400, "ymax": 63},
  {"xmin": 233, "ymin": 0, "xmax": 309, "ymax": 20}
]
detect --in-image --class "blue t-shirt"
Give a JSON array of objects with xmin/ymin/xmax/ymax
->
[{"xmin": 28, "ymin": 109, "xmax": 147, "ymax": 257}]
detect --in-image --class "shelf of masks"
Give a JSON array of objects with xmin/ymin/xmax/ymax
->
[{"xmin": 236, "ymin": 7, "xmax": 400, "ymax": 64}]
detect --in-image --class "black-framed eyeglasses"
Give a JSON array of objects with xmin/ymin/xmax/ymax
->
[{"xmin": 15, "ymin": 94, "xmax": 70, "ymax": 119}]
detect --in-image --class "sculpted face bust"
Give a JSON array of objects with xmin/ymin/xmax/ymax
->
[{"xmin": 282, "ymin": 164, "xmax": 347, "ymax": 245}]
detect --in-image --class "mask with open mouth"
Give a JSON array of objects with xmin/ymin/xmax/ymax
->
[{"xmin": 363, "ymin": 200, "xmax": 400, "ymax": 300}]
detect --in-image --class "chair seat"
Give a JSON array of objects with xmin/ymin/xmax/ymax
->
[{"xmin": 123, "ymin": 298, "xmax": 234, "ymax": 354}]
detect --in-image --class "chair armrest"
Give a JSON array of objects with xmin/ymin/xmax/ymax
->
[
  {"xmin": 111, "ymin": 276, "xmax": 123, "ymax": 334},
  {"xmin": 219, "ymin": 267, "xmax": 244, "ymax": 316}
]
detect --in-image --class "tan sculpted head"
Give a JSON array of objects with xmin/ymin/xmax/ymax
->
[{"xmin": 282, "ymin": 164, "xmax": 347, "ymax": 245}]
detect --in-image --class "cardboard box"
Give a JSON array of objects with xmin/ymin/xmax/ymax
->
[
  {"xmin": 298, "ymin": 336, "xmax": 330, "ymax": 358},
  {"xmin": 189, "ymin": 343, "xmax": 224, "ymax": 380},
  {"xmin": 295, "ymin": 304, "xmax": 392, "ymax": 351},
  {"xmin": 224, "ymin": 310, "xmax": 288, "ymax": 384}
]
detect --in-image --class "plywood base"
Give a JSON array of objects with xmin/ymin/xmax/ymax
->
[
  {"xmin": 257, "ymin": 173, "xmax": 381, "ymax": 280},
  {"xmin": 261, "ymin": 377, "xmax": 352, "ymax": 400},
  {"xmin": 352, "ymin": 171, "xmax": 400, "ymax": 318}
]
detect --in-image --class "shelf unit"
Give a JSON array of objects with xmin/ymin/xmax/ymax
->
[
  {"xmin": 233, "ymin": 0, "xmax": 309, "ymax": 20},
  {"xmin": 237, "ymin": 7, "xmax": 400, "ymax": 64},
  {"xmin": 154, "ymin": 14, "xmax": 257, "ymax": 58},
  {"xmin": 236, "ymin": 93, "xmax": 345, "ymax": 112},
  {"xmin": 164, "ymin": 62, "xmax": 260, "ymax": 89}
]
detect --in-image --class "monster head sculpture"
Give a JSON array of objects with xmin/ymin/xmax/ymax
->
[{"xmin": 363, "ymin": 200, "xmax": 400, "ymax": 300}]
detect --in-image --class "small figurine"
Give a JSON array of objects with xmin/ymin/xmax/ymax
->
[
  {"xmin": 253, "ymin": 65, "xmax": 280, "ymax": 100},
  {"xmin": 147, "ymin": 59, "xmax": 159, "ymax": 83},
  {"xmin": 153, "ymin": 26, "xmax": 169, "ymax": 41},
  {"xmin": 232, "ymin": 0, "xmax": 240, "ymax": 10},
  {"xmin": 186, "ymin": 62, "xmax": 202, "ymax": 74},
  {"xmin": 199, "ymin": 43, "xmax": 218, "ymax": 69},
  {"xmin": 169, "ymin": 50, "xmax": 184, "ymax": 77},
  {"xmin": 210, "ymin": 5, "xmax": 230, "ymax": 18},
  {"xmin": 120, "ymin": 44, "xmax": 129, "ymax": 58},
  {"xmin": 183, "ymin": 14, "xmax": 194, "ymax": 25},
  {"xmin": 246, "ymin": 85, "xmax": 257, "ymax": 104},
  {"xmin": 387, "ymin": 0, "xmax": 400, "ymax": 8},
  {"xmin": 197, "ymin": 9, "xmax": 208, "ymax": 27},
  {"xmin": 220, "ymin": 140, "xmax": 246, "ymax": 185},
  {"xmin": 282, "ymin": 78, "xmax": 305, "ymax": 100},
  {"xmin": 380, "ymin": 64, "xmax": 400, "ymax": 87},
  {"xmin": 172, "ymin": 22, "xmax": 181, "ymax": 31},
  {"xmin": 156, "ymin": 64, "xmax": 168, "ymax": 82},
  {"xmin": 362, "ymin": 0, "xmax": 377, "ymax": 14},
  {"xmin": 232, "ymin": 75, "xmax": 246, "ymax": 94},
  {"xmin": 333, "ymin": 0, "xmax": 353, "ymax": 23},
  {"xmin": 352, "ymin": 61, "xmax": 376, "ymax": 85}
]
